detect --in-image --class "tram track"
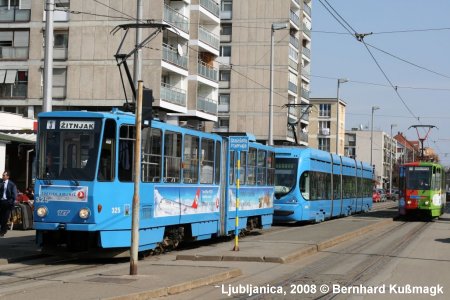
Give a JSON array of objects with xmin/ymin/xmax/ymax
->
[{"xmin": 243, "ymin": 217, "xmax": 430, "ymax": 300}]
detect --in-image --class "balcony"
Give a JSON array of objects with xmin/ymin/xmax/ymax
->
[
  {"xmin": 160, "ymin": 83, "xmax": 187, "ymax": 107},
  {"xmin": 301, "ymin": 88, "xmax": 310, "ymax": 100},
  {"xmin": 290, "ymin": 10, "xmax": 300, "ymax": 28},
  {"xmin": 198, "ymin": 61, "xmax": 218, "ymax": 81},
  {"xmin": 299, "ymin": 131, "xmax": 308, "ymax": 143},
  {"xmin": 303, "ymin": 2, "xmax": 311, "ymax": 16},
  {"xmin": 164, "ymin": 4, "xmax": 189, "ymax": 34},
  {"xmin": 199, "ymin": 26, "xmax": 220, "ymax": 50},
  {"xmin": 302, "ymin": 47, "xmax": 310, "ymax": 59},
  {"xmin": 0, "ymin": 6, "xmax": 30, "ymax": 22},
  {"xmin": 197, "ymin": 96, "xmax": 217, "ymax": 114},
  {"xmin": 162, "ymin": 43, "xmax": 188, "ymax": 69},
  {"xmin": 300, "ymin": 107, "xmax": 310, "ymax": 121},
  {"xmin": 288, "ymin": 81, "xmax": 297, "ymax": 94},
  {"xmin": 0, "ymin": 46, "xmax": 28, "ymax": 59},
  {"xmin": 200, "ymin": 0, "xmax": 219, "ymax": 17},
  {"xmin": 289, "ymin": 35, "xmax": 299, "ymax": 49},
  {"xmin": 302, "ymin": 23, "xmax": 311, "ymax": 38}
]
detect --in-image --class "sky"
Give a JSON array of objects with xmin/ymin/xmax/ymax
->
[{"xmin": 310, "ymin": 0, "xmax": 450, "ymax": 166}]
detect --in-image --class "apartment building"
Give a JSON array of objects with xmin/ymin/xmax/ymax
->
[
  {"xmin": 0, "ymin": 0, "xmax": 220, "ymax": 126},
  {"xmin": 212, "ymin": 0, "xmax": 312, "ymax": 145},
  {"xmin": 308, "ymin": 97, "xmax": 346, "ymax": 155}
]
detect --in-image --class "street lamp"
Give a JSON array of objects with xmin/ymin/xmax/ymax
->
[
  {"xmin": 390, "ymin": 124, "xmax": 397, "ymax": 197},
  {"xmin": 370, "ymin": 106, "xmax": 380, "ymax": 166},
  {"xmin": 268, "ymin": 22, "xmax": 288, "ymax": 146},
  {"xmin": 336, "ymin": 78, "xmax": 348, "ymax": 154}
]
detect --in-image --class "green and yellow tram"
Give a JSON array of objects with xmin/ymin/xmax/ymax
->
[{"xmin": 398, "ymin": 162, "xmax": 446, "ymax": 219}]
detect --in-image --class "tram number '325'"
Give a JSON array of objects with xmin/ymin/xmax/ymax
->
[{"xmin": 112, "ymin": 207, "xmax": 121, "ymax": 214}]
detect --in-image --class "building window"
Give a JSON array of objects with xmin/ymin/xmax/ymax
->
[
  {"xmin": 318, "ymin": 138, "xmax": 330, "ymax": 152},
  {"xmin": 219, "ymin": 70, "xmax": 230, "ymax": 81},
  {"xmin": 220, "ymin": 24, "xmax": 232, "ymax": 35},
  {"xmin": 319, "ymin": 121, "xmax": 330, "ymax": 135},
  {"xmin": 53, "ymin": 30, "xmax": 69, "ymax": 60},
  {"xmin": 0, "ymin": 0, "xmax": 31, "ymax": 22},
  {"xmin": 319, "ymin": 104, "xmax": 331, "ymax": 117},
  {"xmin": 219, "ymin": 93, "xmax": 230, "ymax": 105},
  {"xmin": 220, "ymin": 45, "xmax": 231, "ymax": 57},
  {"xmin": 41, "ymin": 68, "xmax": 67, "ymax": 99},
  {"xmin": 0, "ymin": 69, "xmax": 27, "ymax": 98},
  {"xmin": 0, "ymin": 30, "xmax": 29, "ymax": 59},
  {"xmin": 216, "ymin": 118, "xmax": 229, "ymax": 129}
]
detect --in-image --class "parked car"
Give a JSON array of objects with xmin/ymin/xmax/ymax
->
[
  {"xmin": 376, "ymin": 189, "xmax": 387, "ymax": 202},
  {"xmin": 388, "ymin": 189, "xmax": 399, "ymax": 201},
  {"xmin": 372, "ymin": 190, "xmax": 381, "ymax": 202}
]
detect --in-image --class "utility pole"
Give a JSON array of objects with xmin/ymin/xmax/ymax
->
[
  {"xmin": 130, "ymin": 81, "xmax": 143, "ymax": 275},
  {"xmin": 43, "ymin": 0, "xmax": 54, "ymax": 112},
  {"xmin": 133, "ymin": 0, "xmax": 143, "ymax": 89}
]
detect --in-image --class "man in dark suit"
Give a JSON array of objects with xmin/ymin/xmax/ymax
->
[{"xmin": 0, "ymin": 171, "xmax": 17, "ymax": 236}]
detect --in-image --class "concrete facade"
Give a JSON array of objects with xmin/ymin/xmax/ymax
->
[
  {"xmin": 211, "ymin": 0, "xmax": 312, "ymax": 145},
  {"xmin": 0, "ymin": 0, "xmax": 220, "ymax": 126}
]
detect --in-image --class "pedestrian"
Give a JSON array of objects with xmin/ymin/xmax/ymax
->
[{"xmin": 0, "ymin": 171, "xmax": 18, "ymax": 237}]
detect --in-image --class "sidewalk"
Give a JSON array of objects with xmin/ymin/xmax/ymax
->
[{"xmin": 0, "ymin": 207, "xmax": 397, "ymax": 299}]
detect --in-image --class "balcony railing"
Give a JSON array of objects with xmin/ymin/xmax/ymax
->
[
  {"xmin": 299, "ymin": 131, "xmax": 308, "ymax": 143},
  {"xmin": 0, "ymin": 83, "xmax": 27, "ymax": 98},
  {"xmin": 289, "ymin": 35, "xmax": 299, "ymax": 49},
  {"xmin": 160, "ymin": 83, "xmax": 186, "ymax": 106},
  {"xmin": 54, "ymin": 47, "xmax": 68, "ymax": 60},
  {"xmin": 162, "ymin": 43, "xmax": 188, "ymax": 69},
  {"xmin": 0, "ymin": 7, "xmax": 30, "ymax": 22},
  {"xmin": 303, "ymin": 2, "xmax": 311, "ymax": 16},
  {"xmin": 199, "ymin": 26, "xmax": 220, "ymax": 50},
  {"xmin": 290, "ymin": 10, "xmax": 300, "ymax": 27},
  {"xmin": 302, "ymin": 46, "xmax": 310, "ymax": 58},
  {"xmin": 198, "ymin": 96, "xmax": 217, "ymax": 114},
  {"xmin": 300, "ymin": 107, "xmax": 310, "ymax": 121},
  {"xmin": 198, "ymin": 61, "xmax": 218, "ymax": 81},
  {"xmin": 0, "ymin": 46, "xmax": 28, "ymax": 59},
  {"xmin": 164, "ymin": 4, "xmax": 189, "ymax": 34},
  {"xmin": 200, "ymin": 0, "xmax": 219, "ymax": 17},
  {"xmin": 302, "ymin": 23, "xmax": 311, "ymax": 38},
  {"xmin": 301, "ymin": 88, "xmax": 310, "ymax": 100},
  {"xmin": 288, "ymin": 81, "xmax": 297, "ymax": 94}
]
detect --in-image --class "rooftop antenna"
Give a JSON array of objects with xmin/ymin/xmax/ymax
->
[
  {"xmin": 408, "ymin": 125, "xmax": 437, "ymax": 161},
  {"xmin": 111, "ymin": 21, "xmax": 171, "ymax": 111}
]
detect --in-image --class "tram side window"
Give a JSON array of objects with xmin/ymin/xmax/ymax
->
[
  {"xmin": 247, "ymin": 148, "xmax": 257, "ymax": 185},
  {"xmin": 119, "ymin": 125, "xmax": 135, "ymax": 182},
  {"xmin": 164, "ymin": 131, "xmax": 181, "ymax": 183},
  {"xmin": 200, "ymin": 138, "xmax": 215, "ymax": 184},
  {"xmin": 183, "ymin": 135, "xmax": 199, "ymax": 184},
  {"xmin": 267, "ymin": 152, "xmax": 275, "ymax": 186},
  {"xmin": 300, "ymin": 171, "xmax": 310, "ymax": 200},
  {"xmin": 98, "ymin": 119, "xmax": 116, "ymax": 181},
  {"xmin": 333, "ymin": 174, "xmax": 341, "ymax": 199},
  {"xmin": 215, "ymin": 141, "xmax": 221, "ymax": 184},
  {"xmin": 309, "ymin": 172, "xmax": 331, "ymax": 200},
  {"xmin": 239, "ymin": 151, "xmax": 246, "ymax": 185},
  {"xmin": 142, "ymin": 128, "xmax": 162, "ymax": 182},
  {"xmin": 229, "ymin": 150, "xmax": 235, "ymax": 185},
  {"xmin": 256, "ymin": 150, "xmax": 267, "ymax": 185}
]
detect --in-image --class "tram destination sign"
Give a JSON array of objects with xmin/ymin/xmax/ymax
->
[{"xmin": 229, "ymin": 136, "xmax": 249, "ymax": 152}]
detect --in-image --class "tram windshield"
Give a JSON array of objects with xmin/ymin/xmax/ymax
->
[
  {"xmin": 406, "ymin": 166, "xmax": 431, "ymax": 190},
  {"xmin": 37, "ymin": 118, "xmax": 102, "ymax": 181},
  {"xmin": 274, "ymin": 158, "xmax": 298, "ymax": 198}
]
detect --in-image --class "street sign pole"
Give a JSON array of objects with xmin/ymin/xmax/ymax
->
[{"xmin": 228, "ymin": 136, "xmax": 249, "ymax": 252}]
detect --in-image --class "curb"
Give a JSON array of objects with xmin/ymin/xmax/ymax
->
[{"xmin": 105, "ymin": 268, "xmax": 242, "ymax": 300}]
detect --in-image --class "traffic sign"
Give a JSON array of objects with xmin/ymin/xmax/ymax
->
[{"xmin": 229, "ymin": 136, "xmax": 249, "ymax": 151}]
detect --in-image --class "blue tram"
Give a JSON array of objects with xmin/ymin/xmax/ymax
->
[
  {"xmin": 33, "ymin": 109, "xmax": 275, "ymax": 252},
  {"xmin": 273, "ymin": 147, "xmax": 373, "ymax": 223}
]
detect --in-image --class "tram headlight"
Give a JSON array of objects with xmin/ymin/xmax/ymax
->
[
  {"xmin": 36, "ymin": 206, "xmax": 48, "ymax": 218},
  {"xmin": 425, "ymin": 201, "xmax": 429, "ymax": 205},
  {"xmin": 79, "ymin": 208, "xmax": 90, "ymax": 219}
]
